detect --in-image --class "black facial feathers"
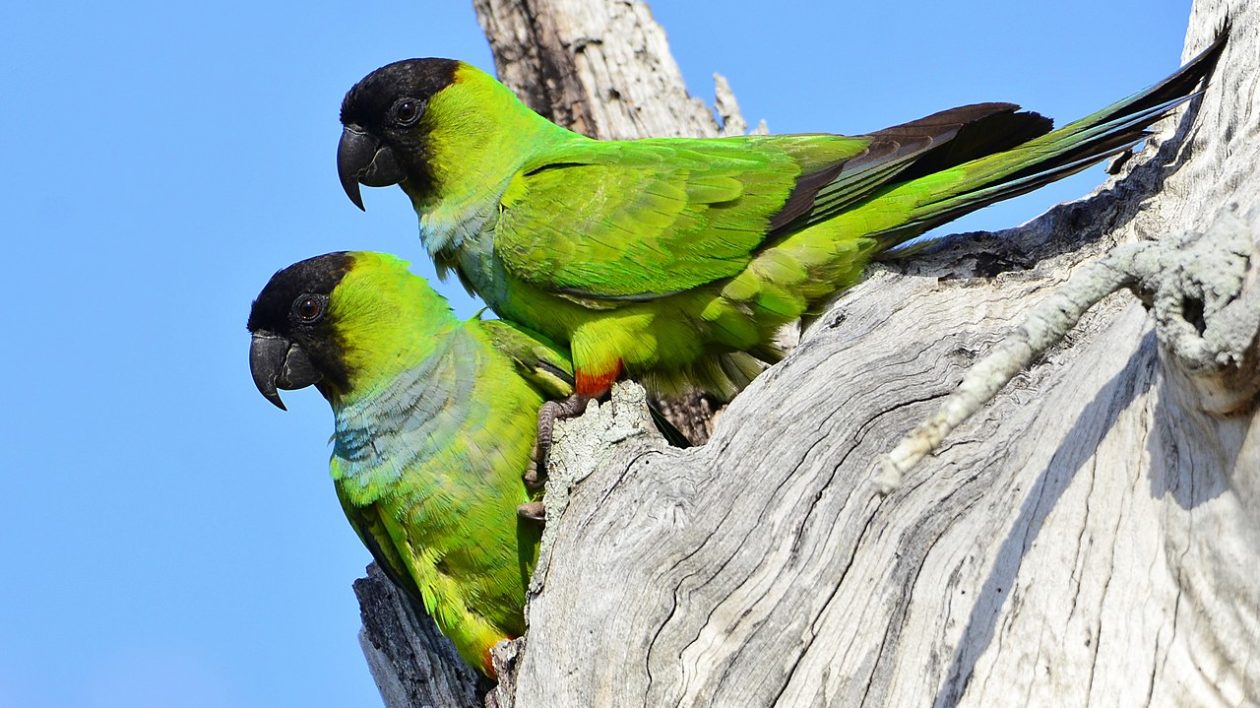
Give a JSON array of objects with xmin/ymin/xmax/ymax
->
[
  {"xmin": 248, "ymin": 252, "xmax": 352, "ymax": 335},
  {"xmin": 339, "ymin": 58, "xmax": 460, "ymax": 130},
  {"xmin": 248, "ymin": 252, "xmax": 355, "ymax": 397}
]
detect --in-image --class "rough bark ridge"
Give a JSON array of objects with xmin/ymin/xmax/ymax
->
[
  {"xmin": 471, "ymin": 0, "xmax": 756, "ymax": 139},
  {"xmin": 354, "ymin": 566, "xmax": 490, "ymax": 707},
  {"xmin": 357, "ymin": 1, "xmax": 1260, "ymax": 705}
]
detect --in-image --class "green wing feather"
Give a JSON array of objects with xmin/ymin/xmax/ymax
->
[
  {"xmin": 481, "ymin": 316, "xmax": 694, "ymax": 448},
  {"xmin": 480, "ymin": 318, "xmax": 574, "ymax": 399},
  {"xmin": 335, "ymin": 485, "xmax": 418, "ymax": 599},
  {"xmin": 492, "ymin": 105, "xmax": 1059, "ymax": 301},
  {"xmin": 494, "ymin": 136, "xmax": 868, "ymax": 299}
]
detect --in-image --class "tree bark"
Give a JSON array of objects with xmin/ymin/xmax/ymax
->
[
  {"xmin": 357, "ymin": 0, "xmax": 1260, "ymax": 705},
  {"xmin": 471, "ymin": 0, "xmax": 755, "ymax": 139},
  {"xmin": 354, "ymin": 566, "xmax": 492, "ymax": 707}
]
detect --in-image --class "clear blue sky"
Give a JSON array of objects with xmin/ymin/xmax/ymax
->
[{"xmin": 0, "ymin": 1, "xmax": 1190, "ymax": 705}]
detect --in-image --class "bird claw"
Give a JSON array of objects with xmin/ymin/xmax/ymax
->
[
  {"xmin": 523, "ymin": 448, "xmax": 545, "ymax": 492},
  {"xmin": 534, "ymin": 393, "xmax": 594, "ymax": 478},
  {"xmin": 517, "ymin": 500, "xmax": 546, "ymax": 523}
]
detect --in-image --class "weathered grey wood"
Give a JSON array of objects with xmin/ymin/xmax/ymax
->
[
  {"xmin": 471, "ymin": 0, "xmax": 751, "ymax": 139},
  {"xmin": 359, "ymin": 0, "xmax": 1260, "ymax": 705},
  {"xmin": 503, "ymin": 1, "xmax": 1259, "ymax": 705},
  {"xmin": 880, "ymin": 208, "xmax": 1258, "ymax": 489},
  {"xmin": 354, "ymin": 565, "xmax": 490, "ymax": 708}
]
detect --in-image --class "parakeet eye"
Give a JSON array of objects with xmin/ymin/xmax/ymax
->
[
  {"xmin": 393, "ymin": 99, "xmax": 421, "ymax": 126},
  {"xmin": 293, "ymin": 294, "xmax": 326, "ymax": 323}
]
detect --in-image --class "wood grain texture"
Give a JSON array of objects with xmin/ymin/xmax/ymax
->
[
  {"xmin": 359, "ymin": 1, "xmax": 1260, "ymax": 705},
  {"xmin": 504, "ymin": 1, "xmax": 1260, "ymax": 705},
  {"xmin": 471, "ymin": 0, "xmax": 748, "ymax": 139},
  {"xmin": 354, "ymin": 565, "xmax": 491, "ymax": 707}
]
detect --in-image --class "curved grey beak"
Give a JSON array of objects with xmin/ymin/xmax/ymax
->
[
  {"xmin": 249, "ymin": 333, "xmax": 322, "ymax": 411},
  {"xmin": 337, "ymin": 125, "xmax": 405, "ymax": 210}
]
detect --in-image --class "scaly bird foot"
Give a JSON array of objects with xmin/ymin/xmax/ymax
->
[
  {"xmin": 522, "ymin": 446, "xmax": 544, "ymax": 493},
  {"xmin": 533, "ymin": 393, "xmax": 595, "ymax": 479}
]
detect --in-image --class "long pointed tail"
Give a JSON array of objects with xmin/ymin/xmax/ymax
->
[
  {"xmin": 865, "ymin": 28, "xmax": 1228, "ymax": 250},
  {"xmin": 705, "ymin": 29, "xmax": 1229, "ymax": 392}
]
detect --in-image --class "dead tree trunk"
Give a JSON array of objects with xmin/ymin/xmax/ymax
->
[{"xmin": 357, "ymin": 1, "xmax": 1260, "ymax": 705}]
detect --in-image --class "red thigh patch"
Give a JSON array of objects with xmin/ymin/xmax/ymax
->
[{"xmin": 575, "ymin": 360, "xmax": 623, "ymax": 397}]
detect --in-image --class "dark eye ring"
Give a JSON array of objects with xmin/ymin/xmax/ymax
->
[
  {"xmin": 394, "ymin": 99, "xmax": 421, "ymax": 126},
  {"xmin": 293, "ymin": 294, "xmax": 325, "ymax": 323}
]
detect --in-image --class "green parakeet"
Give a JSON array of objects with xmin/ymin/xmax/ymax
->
[
  {"xmin": 246, "ymin": 251, "xmax": 578, "ymax": 676},
  {"xmin": 335, "ymin": 35, "xmax": 1224, "ymax": 416}
]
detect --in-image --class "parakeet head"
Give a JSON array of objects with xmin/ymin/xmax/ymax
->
[
  {"xmin": 247, "ymin": 251, "xmax": 455, "ymax": 409},
  {"xmin": 247, "ymin": 252, "xmax": 352, "ymax": 409},
  {"xmin": 337, "ymin": 58, "xmax": 462, "ymax": 210}
]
